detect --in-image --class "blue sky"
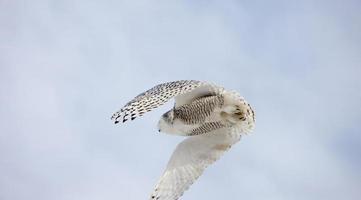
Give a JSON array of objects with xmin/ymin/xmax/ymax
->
[{"xmin": 1, "ymin": 0, "xmax": 360, "ymax": 199}]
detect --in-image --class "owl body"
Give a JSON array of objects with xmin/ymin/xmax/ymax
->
[
  {"xmin": 158, "ymin": 93, "xmax": 252, "ymax": 137},
  {"xmin": 111, "ymin": 80, "xmax": 255, "ymax": 200}
]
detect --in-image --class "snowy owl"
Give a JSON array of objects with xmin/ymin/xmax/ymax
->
[{"xmin": 111, "ymin": 80, "xmax": 255, "ymax": 200}]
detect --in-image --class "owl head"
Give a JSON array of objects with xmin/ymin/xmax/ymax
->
[{"xmin": 157, "ymin": 110, "xmax": 175, "ymax": 133}]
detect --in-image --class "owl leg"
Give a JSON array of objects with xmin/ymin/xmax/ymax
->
[{"xmin": 233, "ymin": 106, "xmax": 247, "ymax": 121}]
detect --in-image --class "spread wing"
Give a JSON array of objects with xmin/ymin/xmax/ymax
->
[
  {"xmin": 150, "ymin": 126, "xmax": 244, "ymax": 200},
  {"xmin": 111, "ymin": 80, "xmax": 223, "ymax": 124}
]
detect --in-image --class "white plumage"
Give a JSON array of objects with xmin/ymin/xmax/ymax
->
[{"xmin": 111, "ymin": 80, "xmax": 255, "ymax": 200}]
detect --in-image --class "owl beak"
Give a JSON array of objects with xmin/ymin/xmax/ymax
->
[{"xmin": 158, "ymin": 129, "xmax": 161, "ymax": 132}]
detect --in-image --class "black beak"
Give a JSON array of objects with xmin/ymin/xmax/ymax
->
[{"xmin": 158, "ymin": 129, "xmax": 161, "ymax": 132}]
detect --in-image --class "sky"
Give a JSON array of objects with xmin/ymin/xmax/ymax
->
[{"xmin": 1, "ymin": 0, "xmax": 361, "ymax": 199}]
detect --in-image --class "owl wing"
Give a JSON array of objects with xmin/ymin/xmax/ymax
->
[
  {"xmin": 150, "ymin": 126, "xmax": 244, "ymax": 200},
  {"xmin": 111, "ymin": 80, "xmax": 223, "ymax": 124}
]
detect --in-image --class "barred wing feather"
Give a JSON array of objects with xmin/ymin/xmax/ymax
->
[{"xmin": 111, "ymin": 80, "xmax": 223, "ymax": 124}]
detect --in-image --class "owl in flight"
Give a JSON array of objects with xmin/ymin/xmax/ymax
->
[{"xmin": 111, "ymin": 80, "xmax": 255, "ymax": 200}]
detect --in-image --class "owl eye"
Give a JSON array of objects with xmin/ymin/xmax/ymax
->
[{"xmin": 162, "ymin": 112, "xmax": 169, "ymax": 118}]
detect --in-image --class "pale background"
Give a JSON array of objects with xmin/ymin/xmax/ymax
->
[{"xmin": 1, "ymin": 0, "xmax": 360, "ymax": 199}]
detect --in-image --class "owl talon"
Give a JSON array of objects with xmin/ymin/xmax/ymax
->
[{"xmin": 228, "ymin": 104, "xmax": 249, "ymax": 123}]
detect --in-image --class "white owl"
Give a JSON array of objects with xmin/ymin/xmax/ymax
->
[{"xmin": 111, "ymin": 80, "xmax": 255, "ymax": 200}]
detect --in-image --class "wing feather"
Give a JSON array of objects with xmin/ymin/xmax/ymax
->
[
  {"xmin": 111, "ymin": 80, "xmax": 223, "ymax": 124},
  {"xmin": 150, "ymin": 126, "xmax": 244, "ymax": 200},
  {"xmin": 111, "ymin": 80, "xmax": 201, "ymax": 123},
  {"xmin": 174, "ymin": 82, "xmax": 224, "ymax": 108}
]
